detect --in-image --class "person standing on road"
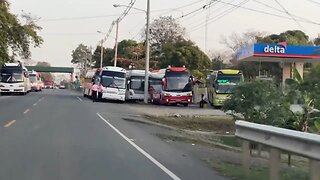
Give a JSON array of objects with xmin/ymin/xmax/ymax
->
[
  {"xmin": 91, "ymin": 83, "xmax": 99, "ymax": 102},
  {"xmin": 199, "ymin": 94, "xmax": 207, "ymax": 108}
]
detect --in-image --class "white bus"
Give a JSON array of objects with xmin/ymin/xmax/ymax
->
[
  {"xmin": 0, "ymin": 62, "xmax": 31, "ymax": 95},
  {"xmin": 126, "ymin": 70, "xmax": 146, "ymax": 101},
  {"xmin": 29, "ymin": 70, "xmax": 42, "ymax": 92},
  {"xmin": 94, "ymin": 66, "xmax": 126, "ymax": 102}
]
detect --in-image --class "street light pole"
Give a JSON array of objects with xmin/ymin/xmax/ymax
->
[
  {"xmin": 143, "ymin": 0, "xmax": 150, "ymax": 104},
  {"xmin": 114, "ymin": 19, "xmax": 119, "ymax": 67},
  {"xmin": 100, "ymin": 40, "xmax": 103, "ymax": 68}
]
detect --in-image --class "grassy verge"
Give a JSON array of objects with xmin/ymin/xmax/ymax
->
[
  {"xmin": 144, "ymin": 115, "xmax": 235, "ymax": 133},
  {"xmin": 208, "ymin": 160, "xmax": 309, "ymax": 180}
]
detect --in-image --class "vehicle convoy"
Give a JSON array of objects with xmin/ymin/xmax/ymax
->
[
  {"xmin": 207, "ymin": 69, "xmax": 243, "ymax": 107},
  {"xmin": 0, "ymin": 62, "xmax": 31, "ymax": 95},
  {"xmin": 91, "ymin": 66, "xmax": 127, "ymax": 102},
  {"xmin": 149, "ymin": 66, "xmax": 193, "ymax": 106},
  {"xmin": 126, "ymin": 70, "xmax": 146, "ymax": 101},
  {"xmin": 29, "ymin": 70, "xmax": 42, "ymax": 91}
]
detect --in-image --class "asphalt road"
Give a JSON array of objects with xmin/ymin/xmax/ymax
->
[{"xmin": 0, "ymin": 90, "xmax": 227, "ymax": 180}]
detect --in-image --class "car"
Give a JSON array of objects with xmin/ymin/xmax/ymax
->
[{"xmin": 59, "ymin": 85, "xmax": 66, "ymax": 89}]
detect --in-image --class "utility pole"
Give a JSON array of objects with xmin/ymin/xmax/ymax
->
[
  {"xmin": 143, "ymin": 0, "xmax": 150, "ymax": 104},
  {"xmin": 100, "ymin": 40, "xmax": 103, "ymax": 68},
  {"xmin": 114, "ymin": 19, "xmax": 119, "ymax": 67}
]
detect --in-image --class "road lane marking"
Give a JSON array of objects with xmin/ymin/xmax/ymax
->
[
  {"xmin": 96, "ymin": 113, "xmax": 181, "ymax": 180},
  {"xmin": 38, "ymin": 97, "xmax": 44, "ymax": 102},
  {"xmin": 33, "ymin": 103, "xmax": 37, "ymax": 106},
  {"xmin": 4, "ymin": 120, "xmax": 16, "ymax": 127},
  {"xmin": 77, "ymin": 97, "xmax": 83, "ymax": 102},
  {"xmin": 23, "ymin": 109, "xmax": 30, "ymax": 114}
]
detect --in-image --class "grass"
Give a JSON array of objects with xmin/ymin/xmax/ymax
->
[
  {"xmin": 144, "ymin": 115, "xmax": 235, "ymax": 133},
  {"xmin": 208, "ymin": 160, "xmax": 309, "ymax": 180}
]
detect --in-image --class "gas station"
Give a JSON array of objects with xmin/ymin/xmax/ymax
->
[{"xmin": 237, "ymin": 42, "xmax": 320, "ymax": 84}]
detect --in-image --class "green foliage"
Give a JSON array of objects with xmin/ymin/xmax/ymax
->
[
  {"xmin": 0, "ymin": 1, "xmax": 42, "ymax": 64},
  {"xmin": 222, "ymin": 80, "xmax": 290, "ymax": 126},
  {"xmin": 314, "ymin": 37, "xmax": 320, "ymax": 46},
  {"xmin": 159, "ymin": 40, "xmax": 211, "ymax": 71},
  {"xmin": 92, "ymin": 46, "xmax": 114, "ymax": 68}
]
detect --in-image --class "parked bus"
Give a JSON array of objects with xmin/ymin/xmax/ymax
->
[
  {"xmin": 93, "ymin": 66, "xmax": 126, "ymax": 102},
  {"xmin": 83, "ymin": 69, "xmax": 98, "ymax": 98},
  {"xmin": 207, "ymin": 69, "xmax": 243, "ymax": 107},
  {"xmin": 148, "ymin": 72, "xmax": 163, "ymax": 104},
  {"xmin": 29, "ymin": 70, "xmax": 42, "ymax": 91},
  {"xmin": 0, "ymin": 62, "xmax": 31, "ymax": 95},
  {"xmin": 126, "ymin": 70, "xmax": 146, "ymax": 101},
  {"xmin": 149, "ymin": 66, "xmax": 193, "ymax": 106}
]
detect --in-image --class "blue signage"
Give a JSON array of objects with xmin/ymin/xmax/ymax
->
[{"xmin": 237, "ymin": 43, "xmax": 320, "ymax": 61}]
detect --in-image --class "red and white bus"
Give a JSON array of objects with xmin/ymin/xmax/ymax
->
[{"xmin": 149, "ymin": 66, "xmax": 193, "ymax": 106}]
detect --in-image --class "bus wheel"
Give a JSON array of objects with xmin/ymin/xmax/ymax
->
[{"xmin": 183, "ymin": 103, "xmax": 188, "ymax": 107}]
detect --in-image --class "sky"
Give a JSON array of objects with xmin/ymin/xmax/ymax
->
[{"xmin": 9, "ymin": 0, "xmax": 320, "ymax": 67}]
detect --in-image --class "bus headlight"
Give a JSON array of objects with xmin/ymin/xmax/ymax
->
[
  {"xmin": 0, "ymin": 85, "xmax": 4, "ymax": 87},
  {"xmin": 19, "ymin": 84, "xmax": 25, "ymax": 87},
  {"xmin": 163, "ymin": 93, "xmax": 171, "ymax": 96},
  {"xmin": 187, "ymin": 93, "xmax": 192, "ymax": 96}
]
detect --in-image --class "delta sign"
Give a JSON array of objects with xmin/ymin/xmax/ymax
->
[{"xmin": 237, "ymin": 42, "xmax": 320, "ymax": 61}]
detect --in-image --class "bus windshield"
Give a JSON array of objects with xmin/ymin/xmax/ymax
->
[
  {"xmin": 29, "ymin": 75, "xmax": 37, "ymax": 82},
  {"xmin": 215, "ymin": 84, "xmax": 237, "ymax": 94},
  {"xmin": 1, "ymin": 68, "xmax": 23, "ymax": 83},
  {"xmin": 130, "ymin": 76, "xmax": 144, "ymax": 91},
  {"xmin": 101, "ymin": 71, "xmax": 126, "ymax": 89},
  {"xmin": 149, "ymin": 78, "xmax": 162, "ymax": 92},
  {"xmin": 165, "ymin": 72, "xmax": 192, "ymax": 92}
]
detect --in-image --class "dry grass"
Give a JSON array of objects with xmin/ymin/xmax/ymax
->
[{"xmin": 144, "ymin": 115, "xmax": 235, "ymax": 133}]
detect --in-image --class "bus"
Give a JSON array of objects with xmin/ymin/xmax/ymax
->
[
  {"xmin": 0, "ymin": 62, "xmax": 31, "ymax": 95},
  {"xmin": 207, "ymin": 69, "xmax": 243, "ymax": 107},
  {"xmin": 29, "ymin": 70, "xmax": 42, "ymax": 92},
  {"xmin": 94, "ymin": 66, "xmax": 127, "ymax": 102},
  {"xmin": 149, "ymin": 66, "xmax": 193, "ymax": 106},
  {"xmin": 83, "ymin": 69, "xmax": 98, "ymax": 98},
  {"xmin": 126, "ymin": 70, "xmax": 146, "ymax": 101},
  {"xmin": 148, "ymin": 72, "xmax": 163, "ymax": 104}
]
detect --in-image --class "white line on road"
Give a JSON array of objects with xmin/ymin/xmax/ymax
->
[
  {"xmin": 38, "ymin": 97, "xmax": 44, "ymax": 102},
  {"xmin": 33, "ymin": 103, "xmax": 37, "ymax": 106},
  {"xmin": 4, "ymin": 120, "xmax": 16, "ymax": 127},
  {"xmin": 77, "ymin": 97, "xmax": 83, "ymax": 102},
  {"xmin": 96, "ymin": 113, "xmax": 181, "ymax": 180},
  {"xmin": 23, "ymin": 109, "xmax": 30, "ymax": 114}
]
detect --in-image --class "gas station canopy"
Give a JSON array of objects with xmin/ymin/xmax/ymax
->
[{"xmin": 236, "ymin": 43, "xmax": 320, "ymax": 63}]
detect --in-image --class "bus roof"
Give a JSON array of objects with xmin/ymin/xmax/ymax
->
[
  {"xmin": 218, "ymin": 69, "xmax": 241, "ymax": 75},
  {"xmin": 167, "ymin": 67, "xmax": 188, "ymax": 72},
  {"xmin": 126, "ymin": 70, "xmax": 146, "ymax": 77},
  {"xmin": 149, "ymin": 72, "xmax": 164, "ymax": 79},
  {"xmin": 102, "ymin": 66, "xmax": 126, "ymax": 73}
]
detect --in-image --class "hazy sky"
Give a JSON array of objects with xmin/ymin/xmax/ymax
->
[{"xmin": 9, "ymin": 0, "xmax": 320, "ymax": 67}]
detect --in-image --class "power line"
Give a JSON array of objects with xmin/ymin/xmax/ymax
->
[
  {"xmin": 306, "ymin": 0, "xmax": 320, "ymax": 6},
  {"xmin": 188, "ymin": 0, "xmax": 249, "ymax": 33},
  {"xmin": 176, "ymin": 0, "xmax": 217, "ymax": 19},
  {"xmin": 273, "ymin": 0, "xmax": 307, "ymax": 32},
  {"xmin": 39, "ymin": 12, "xmax": 143, "ymax": 22}
]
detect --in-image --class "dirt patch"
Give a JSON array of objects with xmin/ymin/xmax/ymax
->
[{"xmin": 144, "ymin": 115, "xmax": 235, "ymax": 133}]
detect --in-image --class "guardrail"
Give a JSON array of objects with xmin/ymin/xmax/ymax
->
[{"xmin": 235, "ymin": 120, "xmax": 320, "ymax": 180}]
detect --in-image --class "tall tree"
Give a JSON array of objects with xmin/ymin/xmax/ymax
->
[
  {"xmin": 92, "ymin": 46, "xmax": 114, "ymax": 68},
  {"xmin": 71, "ymin": 44, "xmax": 92, "ymax": 76},
  {"xmin": 0, "ymin": 1, "xmax": 43, "ymax": 64},
  {"xmin": 314, "ymin": 37, "xmax": 320, "ymax": 46},
  {"xmin": 36, "ymin": 61, "xmax": 53, "ymax": 82},
  {"xmin": 148, "ymin": 16, "xmax": 186, "ymax": 54}
]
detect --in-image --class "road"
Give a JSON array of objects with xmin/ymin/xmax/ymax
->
[{"xmin": 0, "ymin": 90, "xmax": 227, "ymax": 180}]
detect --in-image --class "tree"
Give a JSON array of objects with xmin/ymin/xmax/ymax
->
[
  {"xmin": 36, "ymin": 61, "xmax": 53, "ymax": 82},
  {"xmin": 71, "ymin": 44, "xmax": 92, "ymax": 76},
  {"xmin": 148, "ymin": 16, "xmax": 186, "ymax": 54},
  {"xmin": 0, "ymin": 1, "xmax": 43, "ymax": 64},
  {"xmin": 92, "ymin": 46, "xmax": 114, "ymax": 68},
  {"xmin": 158, "ymin": 40, "xmax": 211, "ymax": 80},
  {"xmin": 314, "ymin": 37, "xmax": 320, "ymax": 46},
  {"xmin": 222, "ymin": 80, "xmax": 291, "ymax": 126}
]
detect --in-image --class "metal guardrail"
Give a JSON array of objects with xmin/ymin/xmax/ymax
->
[{"xmin": 235, "ymin": 120, "xmax": 320, "ymax": 180}]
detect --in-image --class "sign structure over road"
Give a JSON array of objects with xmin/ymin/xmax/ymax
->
[{"xmin": 237, "ymin": 43, "xmax": 320, "ymax": 62}]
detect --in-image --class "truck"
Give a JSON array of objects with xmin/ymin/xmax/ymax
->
[{"xmin": 29, "ymin": 70, "xmax": 42, "ymax": 91}]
